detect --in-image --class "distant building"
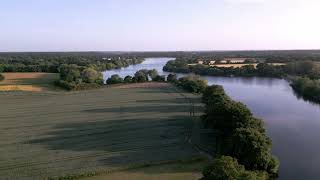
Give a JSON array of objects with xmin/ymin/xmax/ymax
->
[
  {"xmin": 209, "ymin": 61, "xmax": 216, "ymax": 65},
  {"xmin": 220, "ymin": 60, "xmax": 227, "ymax": 64},
  {"xmin": 197, "ymin": 60, "xmax": 204, "ymax": 65}
]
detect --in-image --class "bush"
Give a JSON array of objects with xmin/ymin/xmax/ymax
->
[
  {"xmin": 0, "ymin": 74, "xmax": 4, "ymax": 82},
  {"xmin": 106, "ymin": 74, "xmax": 123, "ymax": 84},
  {"xmin": 124, "ymin": 75, "xmax": 133, "ymax": 83},
  {"xmin": 177, "ymin": 75, "xmax": 207, "ymax": 93},
  {"xmin": 167, "ymin": 73, "xmax": 177, "ymax": 82},
  {"xmin": 134, "ymin": 70, "xmax": 149, "ymax": 82},
  {"xmin": 55, "ymin": 80, "xmax": 101, "ymax": 91},
  {"xmin": 201, "ymin": 156, "xmax": 267, "ymax": 180},
  {"xmin": 153, "ymin": 75, "xmax": 165, "ymax": 82},
  {"xmin": 81, "ymin": 68, "xmax": 102, "ymax": 83}
]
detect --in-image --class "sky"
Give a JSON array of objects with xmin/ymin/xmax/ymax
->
[{"xmin": 0, "ymin": 0, "xmax": 319, "ymax": 51}]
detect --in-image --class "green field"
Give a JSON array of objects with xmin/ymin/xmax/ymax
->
[{"xmin": 0, "ymin": 82, "xmax": 207, "ymax": 179}]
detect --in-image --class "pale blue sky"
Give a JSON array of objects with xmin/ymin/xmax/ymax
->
[{"xmin": 0, "ymin": 0, "xmax": 319, "ymax": 51}]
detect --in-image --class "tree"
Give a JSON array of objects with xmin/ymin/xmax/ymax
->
[
  {"xmin": 58, "ymin": 64, "xmax": 81, "ymax": 82},
  {"xmin": 167, "ymin": 73, "xmax": 177, "ymax": 82},
  {"xmin": 81, "ymin": 68, "xmax": 101, "ymax": 83},
  {"xmin": 106, "ymin": 74, "xmax": 123, "ymax": 84},
  {"xmin": 124, "ymin": 75, "xmax": 133, "ymax": 83},
  {"xmin": 148, "ymin": 69, "xmax": 159, "ymax": 80},
  {"xmin": 0, "ymin": 74, "xmax": 4, "ymax": 82},
  {"xmin": 134, "ymin": 70, "xmax": 149, "ymax": 82},
  {"xmin": 201, "ymin": 156, "xmax": 267, "ymax": 180},
  {"xmin": 153, "ymin": 75, "xmax": 165, "ymax": 82}
]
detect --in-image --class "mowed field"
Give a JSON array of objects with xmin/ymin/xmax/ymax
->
[
  {"xmin": 0, "ymin": 82, "xmax": 205, "ymax": 179},
  {"xmin": 0, "ymin": 73, "xmax": 60, "ymax": 92}
]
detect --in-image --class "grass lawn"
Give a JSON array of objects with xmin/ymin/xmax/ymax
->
[
  {"xmin": 0, "ymin": 73, "xmax": 60, "ymax": 92},
  {"xmin": 0, "ymin": 82, "xmax": 207, "ymax": 179}
]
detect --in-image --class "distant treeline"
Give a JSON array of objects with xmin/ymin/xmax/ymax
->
[
  {"xmin": 201, "ymin": 85, "xmax": 279, "ymax": 180},
  {"xmin": 0, "ymin": 53, "xmax": 144, "ymax": 73},
  {"xmin": 164, "ymin": 58, "xmax": 320, "ymax": 78}
]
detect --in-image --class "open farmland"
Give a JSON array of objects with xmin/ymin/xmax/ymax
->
[
  {"xmin": 0, "ymin": 83, "xmax": 205, "ymax": 179},
  {"xmin": 0, "ymin": 73, "xmax": 60, "ymax": 92}
]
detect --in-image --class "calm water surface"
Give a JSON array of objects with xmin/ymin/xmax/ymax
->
[{"xmin": 104, "ymin": 58, "xmax": 320, "ymax": 180}]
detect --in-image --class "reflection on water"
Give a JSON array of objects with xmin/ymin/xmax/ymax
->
[{"xmin": 104, "ymin": 58, "xmax": 320, "ymax": 180}]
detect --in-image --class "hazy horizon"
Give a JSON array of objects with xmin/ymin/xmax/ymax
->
[{"xmin": 1, "ymin": 0, "xmax": 319, "ymax": 52}]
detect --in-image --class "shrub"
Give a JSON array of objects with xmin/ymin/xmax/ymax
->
[
  {"xmin": 0, "ymin": 74, "xmax": 4, "ymax": 82},
  {"xmin": 153, "ymin": 75, "xmax": 165, "ymax": 82},
  {"xmin": 201, "ymin": 156, "xmax": 267, "ymax": 180},
  {"xmin": 167, "ymin": 73, "xmax": 177, "ymax": 82},
  {"xmin": 124, "ymin": 75, "xmax": 133, "ymax": 83},
  {"xmin": 81, "ymin": 68, "xmax": 102, "ymax": 83},
  {"xmin": 106, "ymin": 74, "xmax": 123, "ymax": 84}
]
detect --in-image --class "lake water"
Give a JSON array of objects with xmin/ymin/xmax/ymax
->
[{"xmin": 104, "ymin": 58, "xmax": 320, "ymax": 180}]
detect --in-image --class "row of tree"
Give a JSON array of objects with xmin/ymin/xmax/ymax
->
[
  {"xmin": 201, "ymin": 85, "xmax": 279, "ymax": 180},
  {"xmin": 106, "ymin": 69, "xmax": 166, "ymax": 84},
  {"xmin": 106, "ymin": 70, "xmax": 209, "ymax": 95},
  {"xmin": 55, "ymin": 64, "xmax": 104, "ymax": 90},
  {"xmin": 0, "ymin": 54, "xmax": 144, "ymax": 73},
  {"xmin": 164, "ymin": 59, "xmax": 320, "ymax": 79}
]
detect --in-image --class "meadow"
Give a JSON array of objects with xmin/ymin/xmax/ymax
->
[
  {"xmin": 0, "ymin": 79, "xmax": 207, "ymax": 179},
  {"xmin": 0, "ymin": 73, "xmax": 59, "ymax": 92}
]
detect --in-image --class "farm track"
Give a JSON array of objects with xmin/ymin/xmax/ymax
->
[{"xmin": 0, "ymin": 85, "xmax": 202, "ymax": 179}]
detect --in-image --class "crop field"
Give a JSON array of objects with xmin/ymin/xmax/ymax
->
[
  {"xmin": 0, "ymin": 73, "xmax": 59, "ymax": 92},
  {"xmin": 0, "ymin": 83, "xmax": 204, "ymax": 179}
]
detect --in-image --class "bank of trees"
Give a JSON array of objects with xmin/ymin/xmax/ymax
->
[
  {"xmin": 201, "ymin": 156, "xmax": 268, "ymax": 180},
  {"xmin": 201, "ymin": 85, "xmax": 279, "ymax": 179},
  {"xmin": 291, "ymin": 77, "xmax": 320, "ymax": 103},
  {"xmin": 55, "ymin": 64, "xmax": 103, "ymax": 90},
  {"xmin": 0, "ymin": 53, "xmax": 144, "ymax": 73},
  {"xmin": 106, "ymin": 69, "xmax": 166, "ymax": 85},
  {"xmin": 163, "ymin": 58, "xmax": 320, "ymax": 78}
]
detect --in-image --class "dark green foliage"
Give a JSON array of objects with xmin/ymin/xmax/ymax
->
[
  {"xmin": 177, "ymin": 75, "xmax": 207, "ymax": 93},
  {"xmin": 0, "ymin": 74, "xmax": 4, "ymax": 81},
  {"xmin": 167, "ymin": 73, "xmax": 177, "ymax": 82},
  {"xmin": 106, "ymin": 74, "xmax": 124, "ymax": 84},
  {"xmin": 124, "ymin": 75, "xmax": 133, "ymax": 83},
  {"xmin": 202, "ymin": 85, "xmax": 279, "ymax": 177},
  {"xmin": 201, "ymin": 156, "xmax": 267, "ymax": 180},
  {"xmin": 134, "ymin": 69, "xmax": 149, "ymax": 82},
  {"xmin": 153, "ymin": 75, "xmax": 166, "ymax": 82},
  {"xmin": 56, "ymin": 64, "xmax": 103, "ymax": 90},
  {"xmin": 163, "ymin": 58, "xmax": 320, "ymax": 78},
  {"xmin": 0, "ymin": 53, "xmax": 144, "ymax": 73},
  {"xmin": 59, "ymin": 64, "xmax": 81, "ymax": 82},
  {"xmin": 291, "ymin": 77, "xmax": 320, "ymax": 103},
  {"xmin": 148, "ymin": 69, "xmax": 159, "ymax": 80},
  {"xmin": 81, "ymin": 68, "xmax": 102, "ymax": 84}
]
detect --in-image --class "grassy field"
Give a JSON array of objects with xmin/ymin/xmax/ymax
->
[
  {"xmin": 0, "ymin": 82, "xmax": 207, "ymax": 179},
  {"xmin": 0, "ymin": 73, "xmax": 59, "ymax": 92},
  {"xmin": 83, "ymin": 159, "xmax": 208, "ymax": 180}
]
